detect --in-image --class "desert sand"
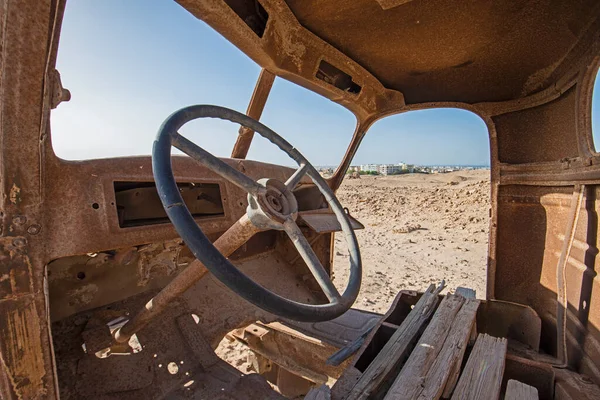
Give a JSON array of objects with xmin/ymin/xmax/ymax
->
[
  {"xmin": 218, "ymin": 169, "xmax": 491, "ymax": 373},
  {"xmin": 333, "ymin": 169, "xmax": 490, "ymax": 313}
]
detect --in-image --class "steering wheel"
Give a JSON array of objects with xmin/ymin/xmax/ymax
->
[{"xmin": 152, "ymin": 105, "xmax": 361, "ymax": 322}]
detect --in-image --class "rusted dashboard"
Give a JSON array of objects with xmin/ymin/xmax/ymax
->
[
  {"xmin": 44, "ymin": 154, "xmax": 334, "ymax": 321},
  {"xmin": 43, "ymin": 154, "xmax": 314, "ymax": 261}
]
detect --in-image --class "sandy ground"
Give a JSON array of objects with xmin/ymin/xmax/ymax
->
[
  {"xmin": 332, "ymin": 170, "xmax": 490, "ymax": 314},
  {"xmin": 217, "ymin": 170, "xmax": 491, "ymax": 379}
]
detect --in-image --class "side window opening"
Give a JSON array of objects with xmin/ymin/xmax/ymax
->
[
  {"xmin": 50, "ymin": 0, "xmax": 260, "ymax": 161},
  {"xmin": 592, "ymin": 65, "xmax": 600, "ymax": 152},
  {"xmin": 333, "ymin": 108, "xmax": 490, "ymax": 313}
]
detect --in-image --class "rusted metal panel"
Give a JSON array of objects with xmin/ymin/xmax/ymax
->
[
  {"xmin": 231, "ymin": 69, "xmax": 276, "ymax": 159},
  {"xmin": 177, "ymin": 0, "xmax": 405, "ymax": 121},
  {"xmin": 232, "ymin": 321, "xmax": 348, "ymax": 384},
  {"xmin": 374, "ymin": 0, "xmax": 415, "ymax": 11},
  {"xmin": 299, "ymin": 210, "xmax": 364, "ymax": 234},
  {"xmin": 114, "ymin": 215, "xmax": 260, "ymax": 343},
  {"xmin": 0, "ymin": 297, "xmax": 48, "ymax": 399},
  {"xmin": 0, "ymin": 237, "xmax": 33, "ymax": 300},
  {"xmin": 76, "ymin": 351, "xmax": 154, "ymax": 396},
  {"xmin": 476, "ymin": 300, "xmax": 542, "ymax": 352},
  {"xmin": 283, "ymin": 308, "xmax": 379, "ymax": 348},
  {"xmin": 494, "ymin": 87, "xmax": 579, "ymax": 164},
  {"xmin": 504, "ymin": 354, "xmax": 554, "ymax": 400},
  {"xmin": 2, "ymin": 0, "xmax": 600, "ymax": 397},
  {"xmin": 1, "ymin": 0, "xmax": 66, "ymax": 396}
]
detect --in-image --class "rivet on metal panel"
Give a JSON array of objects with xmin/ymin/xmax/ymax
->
[
  {"xmin": 12, "ymin": 238, "xmax": 26, "ymax": 248},
  {"xmin": 12, "ymin": 215, "xmax": 26, "ymax": 225},
  {"xmin": 27, "ymin": 224, "xmax": 41, "ymax": 235}
]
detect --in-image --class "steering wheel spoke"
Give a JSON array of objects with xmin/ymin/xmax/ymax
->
[
  {"xmin": 172, "ymin": 132, "xmax": 264, "ymax": 196},
  {"xmin": 284, "ymin": 219, "xmax": 341, "ymax": 302},
  {"xmin": 285, "ymin": 163, "xmax": 310, "ymax": 191}
]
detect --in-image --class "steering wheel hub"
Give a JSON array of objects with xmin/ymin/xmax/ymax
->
[{"xmin": 248, "ymin": 178, "xmax": 298, "ymax": 229}]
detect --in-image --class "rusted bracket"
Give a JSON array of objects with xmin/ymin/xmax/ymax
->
[
  {"xmin": 231, "ymin": 69, "xmax": 276, "ymax": 159},
  {"xmin": 233, "ymin": 323, "xmax": 333, "ymax": 385},
  {"xmin": 49, "ymin": 69, "xmax": 71, "ymax": 109}
]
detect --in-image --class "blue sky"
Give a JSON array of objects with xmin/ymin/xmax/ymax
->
[{"xmin": 51, "ymin": 1, "xmax": 600, "ymax": 167}]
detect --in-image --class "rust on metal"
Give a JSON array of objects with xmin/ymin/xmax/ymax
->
[
  {"xmin": 114, "ymin": 214, "xmax": 260, "ymax": 343},
  {"xmin": 231, "ymin": 68, "xmax": 276, "ymax": 159},
  {"xmin": 2, "ymin": 0, "xmax": 600, "ymax": 398}
]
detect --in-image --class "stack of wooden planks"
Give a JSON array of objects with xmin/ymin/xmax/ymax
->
[
  {"xmin": 450, "ymin": 333, "xmax": 507, "ymax": 400},
  {"xmin": 334, "ymin": 285, "xmax": 539, "ymax": 400},
  {"xmin": 344, "ymin": 283, "xmax": 445, "ymax": 400},
  {"xmin": 504, "ymin": 379, "xmax": 539, "ymax": 400},
  {"xmin": 383, "ymin": 293, "xmax": 480, "ymax": 399}
]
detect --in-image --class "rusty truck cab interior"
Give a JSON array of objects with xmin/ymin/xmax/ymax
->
[{"xmin": 3, "ymin": 1, "xmax": 600, "ymax": 399}]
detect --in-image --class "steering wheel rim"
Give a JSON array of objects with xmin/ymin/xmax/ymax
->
[{"xmin": 152, "ymin": 105, "xmax": 361, "ymax": 322}]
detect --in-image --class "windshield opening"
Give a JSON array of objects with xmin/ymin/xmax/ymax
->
[
  {"xmin": 334, "ymin": 108, "xmax": 491, "ymax": 313},
  {"xmin": 50, "ymin": 0, "xmax": 356, "ymax": 166}
]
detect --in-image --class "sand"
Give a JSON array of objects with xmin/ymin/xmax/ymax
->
[{"xmin": 332, "ymin": 169, "xmax": 490, "ymax": 313}]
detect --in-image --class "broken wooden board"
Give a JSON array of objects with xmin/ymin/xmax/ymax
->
[
  {"xmin": 455, "ymin": 287, "xmax": 476, "ymax": 299},
  {"xmin": 345, "ymin": 282, "xmax": 444, "ymax": 400},
  {"xmin": 305, "ymin": 384, "xmax": 331, "ymax": 400},
  {"xmin": 423, "ymin": 299, "xmax": 480, "ymax": 399},
  {"xmin": 384, "ymin": 295, "xmax": 479, "ymax": 399},
  {"xmin": 505, "ymin": 379, "xmax": 538, "ymax": 400},
  {"xmin": 450, "ymin": 334, "xmax": 507, "ymax": 400}
]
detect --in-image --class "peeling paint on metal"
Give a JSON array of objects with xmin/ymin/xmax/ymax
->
[
  {"xmin": 8, "ymin": 184, "xmax": 20, "ymax": 206},
  {"xmin": 0, "ymin": 304, "xmax": 47, "ymax": 398},
  {"xmin": 67, "ymin": 284, "xmax": 99, "ymax": 307}
]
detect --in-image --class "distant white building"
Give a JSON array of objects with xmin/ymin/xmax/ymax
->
[
  {"xmin": 378, "ymin": 164, "xmax": 403, "ymax": 175},
  {"xmin": 360, "ymin": 164, "xmax": 379, "ymax": 173}
]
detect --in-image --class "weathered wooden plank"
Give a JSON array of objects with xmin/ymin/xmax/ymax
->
[
  {"xmin": 455, "ymin": 287, "xmax": 476, "ymax": 299},
  {"xmin": 505, "ymin": 379, "xmax": 538, "ymax": 400},
  {"xmin": 442, "ymin": 317, "xmax": 478, "ymax": 399},
  {"xmin": 420, "ymin": 299, "xmax": 480, "ymax": 399},
  {"xmin": 383, "ymin": 294, "xmax": 466, "ymax": 399},
  {"xmin": 305, "ymin": 384, "xmax": 331, "ymax": 400},
  {"xmin": 345, "ymin": 282, "xmax": 445, "ymax": 400},
  {"xmin": 450, "ymin": 334, "xmax": 507, "ymax": 400}
]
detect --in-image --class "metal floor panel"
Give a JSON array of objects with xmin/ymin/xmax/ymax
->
[{"xmin": 282, "ymin": 308, "xmax": 381, "ymax": 348}]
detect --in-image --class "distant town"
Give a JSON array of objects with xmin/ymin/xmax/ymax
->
[{"xmin": 317, "ymin": 163, "xmax": 489, "ymax": 176}]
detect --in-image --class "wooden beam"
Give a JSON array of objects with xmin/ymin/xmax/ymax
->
[
  {"xmin": 505, "ymin": 380, "xmax": 539, "ymax": 400},
  {"xmin": 450, "ymin": 334, "xmax": 507, "ymax": 400},
  {"xmin": 230, "ymin": 69, "xmax": 276, "ymax": 159},
  {"xmin": 383, "ymin": 294, "xmax": 467, "ymax": 399},
  {"xmin": 345, "ymin": 282, "xmax": 444, "ymax": 400}
]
